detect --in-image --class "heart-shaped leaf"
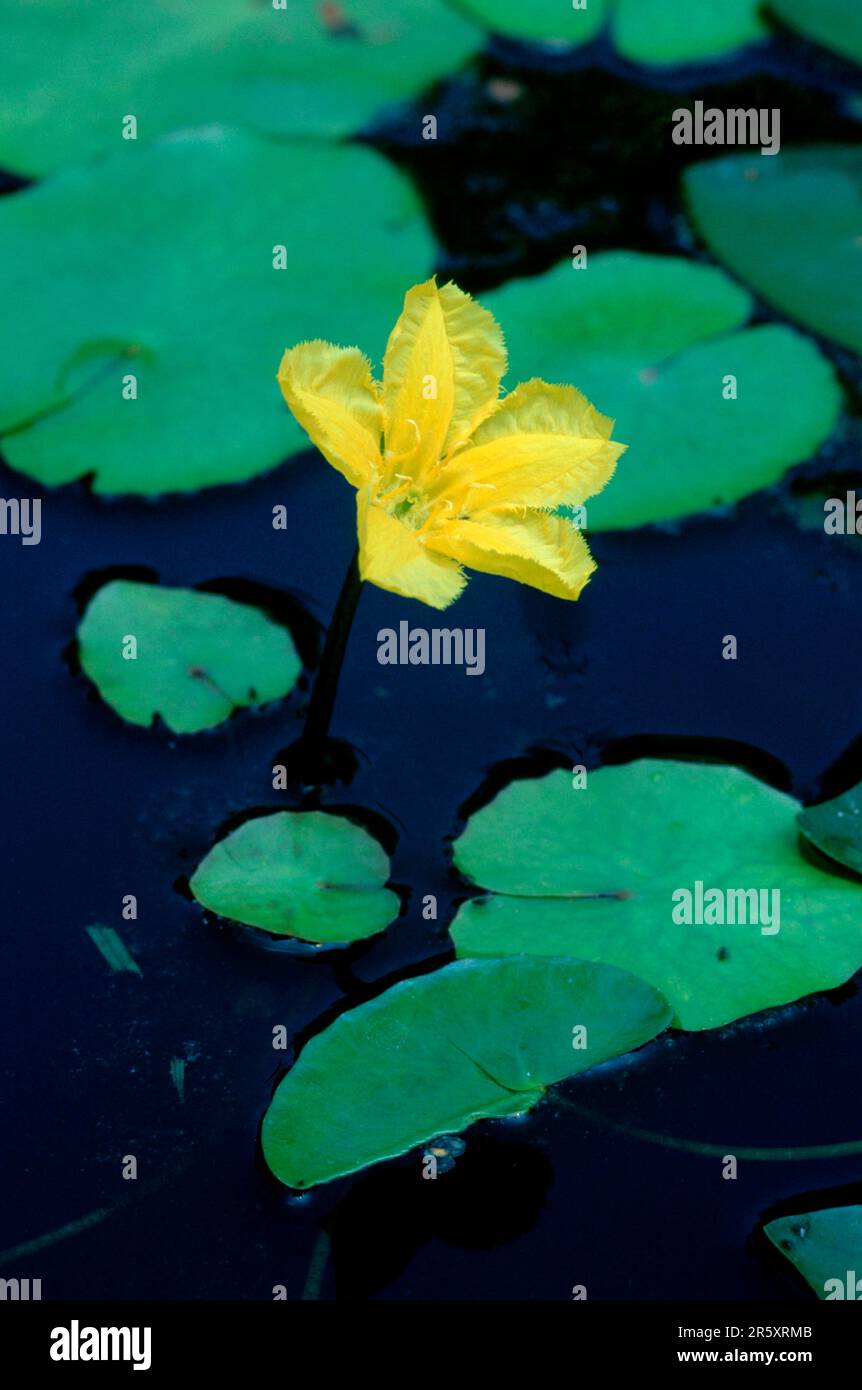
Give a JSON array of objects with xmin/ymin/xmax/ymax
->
[
  {"xmin": 483, "ymin": 252, "xmax": 840, "ymax": 530},
  {"xmin": 686, "ymin": 146, "xmax": 862, "ymax": 358},
  {"xmin": 765, "ymin": 1206, "xmax": 862, "ymax": 1299},
  {"xmin": 262, "ymin": 955, "xmax": 671, "ymax": 1187},
  {"xmin": 450, "ymin": 760, "xmax": 862, "ymax": 1031},
  {"xmin": 799, "ymin": 783, "xmax": 862, "ymax": 876},
  {"xmin": 770, "ymin": 0, "xmax": 862, "ymax": 66},
  {"xmin": 190, "ymin": 811, "xmax": 400, "ymax": 943},
  {"xmin": 78, "ymin": 580, "xmax": 301, "ymax": 733},
  {"xmin": 0, "ymin": 128, "xmax": 434, "ymax": 494},
  {"xmin": 0, "ymin": 0, "xmax": 483, "ymax": 177}
]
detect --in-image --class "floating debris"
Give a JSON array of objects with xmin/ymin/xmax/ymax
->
[
  {"xmin": 85, "ymin": 925, "xmax": 141, "ymax": 976},
  {"xmin": 169, "ymin": 1057, "xmax": 186, "ymax": 1103},
  {"xmin": 422, "ymin": 1134, "xmax": 466, "ymax": 1175}
]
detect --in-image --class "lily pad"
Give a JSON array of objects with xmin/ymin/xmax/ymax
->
[
  {"xmin": 452, "ymin": 0, "xmax": 608, "ymax": 45},
  {"xmin": 0, "ymin": 0, "xmax": 483, "ymax": 177},
  {"xmin": 261, "ymin": 955, "xmax": 671, "ymax": 1187},
  {"xmin": 771, "ymin": 0, "xmax": 862, "ymax": 66},
  {"xmin": 190, "ymin": 811, "xmax": 400, "ymax": 943},
  {"xmin": 78, "ymin": 580, "xmax": 301, "ymax": 733},
  {"xmin": 685, "ymin": 147, "xmax": 862, "ymax": 358},
  {"xmin": 0, "ymin": 128, "xmax": 433, "ymax": 494},
  {"xmin": 613, "ymin": 0, "xmax": 765, "ymax": 66},
  {"xmin": 450, "ymin": 760, "xmax": 862, "ymax": 1030},
  {"xmin": 799, "ymin": 783, "xmax": 862, "ymax": 876},
  {"xmin": 454, "ymin": 0, "xmax": 763, "ymax": 63},
  {"xmin": 484, "ymin": 253, "xmax": 840, "ymax": 530},
  {"xmin": 765, "ymin": 1206, "xmax": 862, "ymax": 1299}
]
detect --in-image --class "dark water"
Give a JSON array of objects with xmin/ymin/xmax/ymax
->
[{"xmin": 2, "ymin": 36, "xmax": 862, "ymax": 1301}]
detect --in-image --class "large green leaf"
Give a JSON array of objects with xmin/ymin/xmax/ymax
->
[
  {"xmin": 262, "ymin": 956, "xmax": 671, "ymax": 1187},
  {"xmin": 0, "ymin": 0, "xmax": 483, "ymax": 177},
  {"xmin": 190, "ymin": 811, "xmax": 400, "ymax": 943},
  {"xmin": 0, "ymin": 129, "xmax": 433, "ymax": 494},
  {"xmin": 686, "ymin": 147, "xmax": 862, "ymax": 358},
  {"xmin": 78, "ymin": 580, "xmax": 301, "ymax": 733},
  {"xmin": 484, "ymin": 253, "xmax": 840, "ymax": 530},
  {"xmin": 452, "ymin": 0, "xmax": 608, "ymax": 44},
  {"xmin": 613, "ymin": 0, "xmax": 765, "ymax": 65},
  {"xmin": 765, "ymin": 1207, "xmax": 862, "ymax": 1299},
  {"xmin": 450, "ymin": 761, "xmax": 862, "ymax": 1031},
  {"xmin": 771, "ymin": 0, "xmax": 862, "ymax": 66},
  {"xmin": 799, "ymin": 783, "xmax": 862, "ymax": 876},
  {"xmin": 454, "ymin": 0, "xmax": 763, "ymax": 62}
]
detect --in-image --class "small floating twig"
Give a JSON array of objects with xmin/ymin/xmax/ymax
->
[{"xmin": 85, "ymin": 925, "xmax": 141, "ymax": 976}]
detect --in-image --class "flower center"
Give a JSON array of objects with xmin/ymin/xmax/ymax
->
[{"xmin": 392, "ymin": 493, "xmax": 418, "ymax": 520}]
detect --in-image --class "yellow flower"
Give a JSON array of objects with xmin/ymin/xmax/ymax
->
[{"xmin": 277, "ymin": 278, "xmax": 624, "ymax": 610}]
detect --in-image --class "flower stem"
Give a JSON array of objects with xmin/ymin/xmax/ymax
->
[{"xmin": 302, "ymin": 546, "xmax": 363, "ymax": 747}]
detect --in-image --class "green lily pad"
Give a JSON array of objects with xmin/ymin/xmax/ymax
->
[
  {"xmin": 0, "ymin": 129, "xmax": 433, "ymax": 494},
  {"xmin": 450, "ymin": 760, "xmax": 862, "ymax": 1031},
  {"xmin": 190, "ymin": 811, "xmax": 400, "ymax": 943},
  {"xmin": 454, "ymin": 0, "xmax": 763, "ymax": 62},
  {"xmin": 484, "ymin": 253, "xmax": 840, "ymax": 530},
  {"xmin": 765, "ymin": 1207, "xmax": 862, "ymax": 1299},
  {"xmin": 78, "ymin": 580, "xmax": 301, "ymax": 733},
  {"xmin": 613, "ymin": 0, "xmax": 765, "ymax": 65},
  {"xmin": 0, "ymin": 0, "xmax": 483, "ymax": 177},
  {"xmin": 262, "ymin": 955, "xmax": 671, "ymax": 1187},
  {"xmin": 799, "ymin": 784, "xmax": 862, "ymax": 876},
  {"xmin": 686, "ymin": 147, "xmax": 862, "ymax": 358},
  {"xmin": 771, "ymin": 0, "xmax": 862, "ymax": 66},
  {"xmin": 452, "ymin": 0, "xmax": 608, "ymax": 44}
]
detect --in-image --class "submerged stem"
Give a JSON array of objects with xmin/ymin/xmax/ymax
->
[
  {"xmin": 557, "ymin": 1096, "xmax": 862, "ymax": 1162},
  {"xmin": 300, "ymin": 1229, "xmax": 331, "ymax": 1301},
  {"xmin": 302, "ymin": 547, "xmax": 363, "ymax": 748}
]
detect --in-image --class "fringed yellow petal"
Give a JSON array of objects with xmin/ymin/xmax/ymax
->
[
  {"xmin": 382, "ymin": 281, "xmax": 456, "ymax": 482},
  {"xmin": 357, "ymin": 489, "xmax": 467, "ymax": 611},
  {"xmin": 447, "ymin": 379, "xmax": 623, "ymax": 512},
  {"xmin": 277, "ymin": 340, "xmax": 382, "ymax": 488},
  {"xmin": 435, "ymin": 280, "xmax": 507, "ymax": 449},
  {"xmin": 381, "ymin": 279, "xmax": 507, "ymax": 480},
  {"xmin": 425, "ymin": 511, "xmax": 596, "ymax": 601}
]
